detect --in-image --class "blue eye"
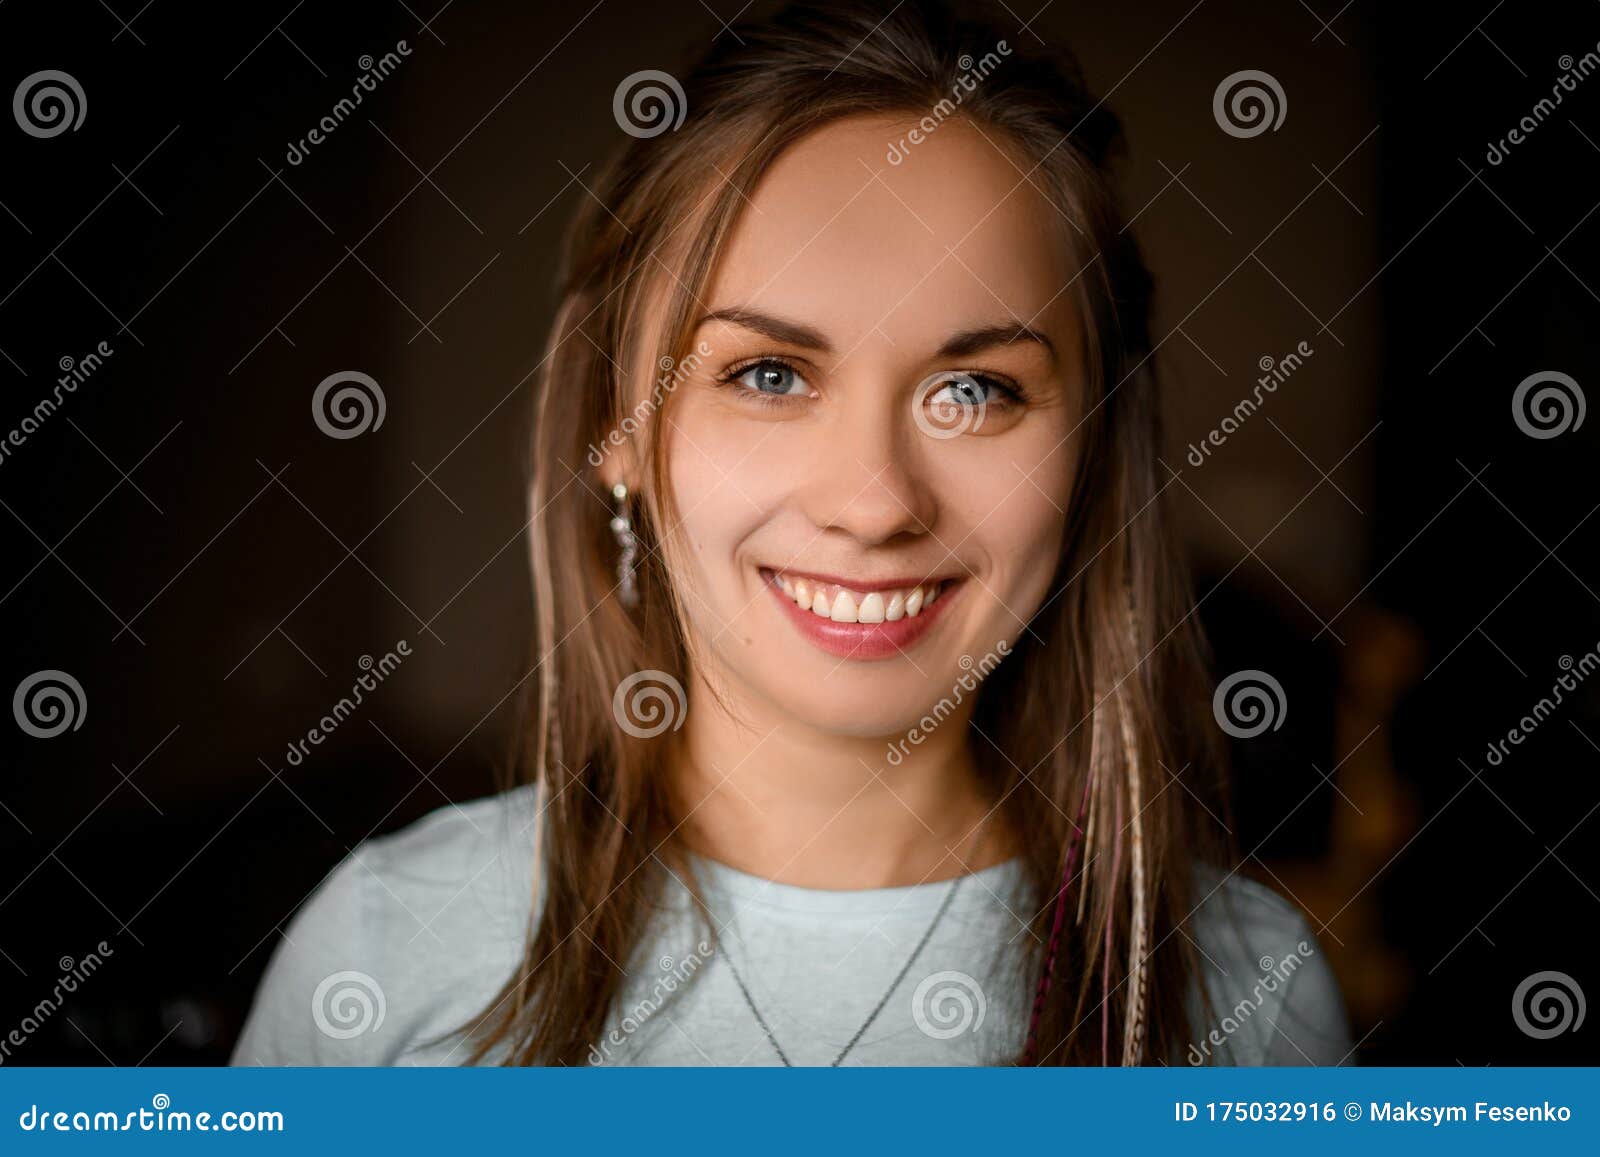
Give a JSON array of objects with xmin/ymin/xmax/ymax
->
[
  {"xmin": 925, "ymin": 373, "xmax": 1011, "ymax": 407},
  {"xmin": 730, "ymin": 359, "xmax": 811, "ymax": 397}
]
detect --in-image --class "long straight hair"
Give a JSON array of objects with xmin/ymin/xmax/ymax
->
[{"xmin": 459, "ymin": 0, "xmax": 1229, "ymax": 1066}]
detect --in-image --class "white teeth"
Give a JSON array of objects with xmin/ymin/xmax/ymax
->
[{"xmin": 771, "ymin": 570, "xmax": 948, "ymax": 623}]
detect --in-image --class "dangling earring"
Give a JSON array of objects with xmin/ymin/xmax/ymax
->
[{"xmin": 610, "ymin": 482, "xmax": 640, "ymax": 607}]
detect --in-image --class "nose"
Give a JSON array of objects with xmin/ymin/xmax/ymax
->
[{"xmin": 796, "ymin": 379, "xmax": 939, "ymax": 547}]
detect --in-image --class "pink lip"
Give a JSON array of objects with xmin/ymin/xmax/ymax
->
[{"xmin": 762, "ymin": 570, "xmax": 962, "ymax": 661}]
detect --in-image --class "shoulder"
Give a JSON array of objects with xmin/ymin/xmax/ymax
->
[
  {"xmin": 231, "ymin": 787, "xmax": 542, "ymax": 1066},
  {"xmin": 1185, "ymin": 866, "xmax": 1354, "ymax": 1066}
]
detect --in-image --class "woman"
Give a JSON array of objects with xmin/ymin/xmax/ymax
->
[{"xmin": 234, "ymin": 0, "xmax": 1351, "ymax": 1067}]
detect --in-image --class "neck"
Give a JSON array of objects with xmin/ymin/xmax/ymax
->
[{"xmin": 669, "ymin": 666, "xmax": 1012, "ymax": 890}]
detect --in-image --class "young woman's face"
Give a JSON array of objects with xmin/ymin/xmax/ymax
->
[{"xmin": 658, "ymin": 114, "xmax": 1087, "ymax": 738}]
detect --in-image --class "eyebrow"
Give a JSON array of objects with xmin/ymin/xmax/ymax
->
[
  {"xmin": 698, "ymin": 308, "xmax": 832, "ymax": 351},
  {"xmin": 936, "ymin": 323, "xmax": 1056, "ymax": 363},
  {"xmin": 698, "ymin": 308, "xmax": 1057, "ymax": 363}
]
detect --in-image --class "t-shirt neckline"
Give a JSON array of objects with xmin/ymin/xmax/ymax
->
[{"xmin": 682, "ymin": 851, "xmax": 1025, "ymax": 917}]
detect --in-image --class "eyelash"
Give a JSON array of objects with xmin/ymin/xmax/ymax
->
[
  {"xmin": 716, "ymin": 356, "xmax": 1029, "ymax": 408},
  {"xmin": 717, "ymin": 356, "xmax": 810, "ymax": 409}
]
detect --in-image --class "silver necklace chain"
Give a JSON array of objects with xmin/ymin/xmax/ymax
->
[{"xmin": 720, "ymin": 873, "xmax": 967, "ymax": 1067}]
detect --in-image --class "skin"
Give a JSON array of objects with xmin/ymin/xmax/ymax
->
[{"xmin": 605, "ymin": 114, "xmax": 1089, "ymax": 888}]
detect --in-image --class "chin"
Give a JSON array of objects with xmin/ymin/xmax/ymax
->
[
  {"xmin": 744, "ymin": 633, "xmax": 982, "ymax": 733},
  {"xmin": 766, "ymin": 678, "xmax": 958, "ymax": 745}
]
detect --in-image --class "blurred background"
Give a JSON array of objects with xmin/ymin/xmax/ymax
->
[{"xmin": 1, "ymin": 0, "xmax": 1596, "ymax": 1064}]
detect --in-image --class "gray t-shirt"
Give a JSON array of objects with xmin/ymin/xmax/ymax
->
[{"xmin": 231, "ymin": 785, "xmax": 1353, "ymax": 1066}]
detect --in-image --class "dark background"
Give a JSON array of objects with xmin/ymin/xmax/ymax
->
[{"xmin": 1, "ymin": 0, "xmax": 1596, "ymax": 1065}]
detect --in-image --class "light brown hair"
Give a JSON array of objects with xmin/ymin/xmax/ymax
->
[{"xmin": 459, "ymin": 0, "xmax": 1229, "ymax": 1066}]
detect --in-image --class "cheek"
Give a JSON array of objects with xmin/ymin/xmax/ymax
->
[
  {"xmin": 941, "ymin": 426, "xmax": 1075, "ymax": 600},
  {"xmin": 662, "ymin": 397, "xmax": 786, "ymax": 589},
  {"xmin": 989, "ymin": 491, "xmax": 1069, "ymax": 598}
]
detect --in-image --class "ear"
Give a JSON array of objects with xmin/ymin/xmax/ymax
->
[{"xmin": 593, "ymin": 437, "xmax": 638, "ymax": 495}]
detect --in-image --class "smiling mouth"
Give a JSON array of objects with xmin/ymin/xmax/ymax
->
[
  {"xmin": 757, "ymin": 566, "xmax": 962, "ymax": 660},
  {"xmin": 762, "ymin": 567, "xmax": 952, "ymax": 622}
]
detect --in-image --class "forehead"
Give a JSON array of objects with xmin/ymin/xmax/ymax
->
[{"xmin": 705, "ymin": 114, "xmax": 1080, "ymax": 346}]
